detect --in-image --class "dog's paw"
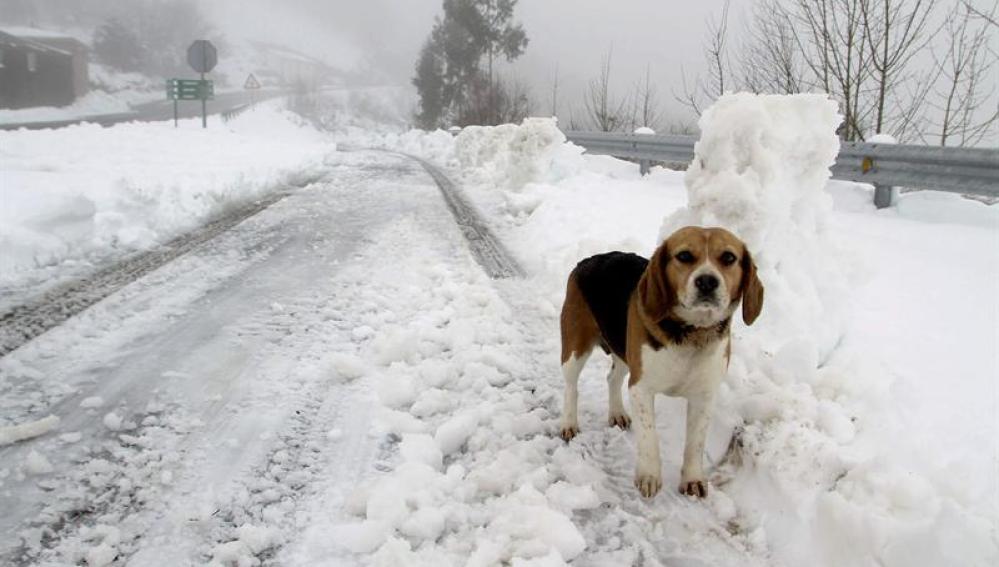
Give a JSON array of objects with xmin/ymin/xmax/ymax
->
[
  {"xmin": 560, "ymin": 425, "xmax": 579, "ymax": 442},
  {"xmin": 679, "ymin": 479, "xmax": 708, "ymax": 498},
  {"xmin": 635, "ymin": 473, "xmax": 662, "ymax": 498},
  {"xmin": 608, "ymin": 413, "xmax": 632, "ymax": 430}
]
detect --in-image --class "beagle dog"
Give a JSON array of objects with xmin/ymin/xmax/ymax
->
[{"xmin": 559, "ymin": 226, "xmax": 763, "ymax": 498}]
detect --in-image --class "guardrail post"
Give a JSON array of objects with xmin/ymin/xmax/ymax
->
[
  {"xmin": 634, "ymin": 127, "xmax": 656, "ymax": 176},
  {"xmin": 873, "ymin": 184, "xmax": 894, "ymax": 208}
]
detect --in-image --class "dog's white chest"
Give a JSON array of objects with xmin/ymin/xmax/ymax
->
[{"xmin": 638, "ymin": 341, "xmax": 726, "ymax": 397}]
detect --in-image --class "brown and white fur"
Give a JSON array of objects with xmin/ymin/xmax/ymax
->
[{"xmin": 559, "ymin": 226, "xmax": 764, "ymax": 499}]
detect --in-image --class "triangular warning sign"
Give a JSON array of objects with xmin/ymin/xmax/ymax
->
[{"xmin": 244, "ymin": 73, "xmax": 261, "ymax": 90}]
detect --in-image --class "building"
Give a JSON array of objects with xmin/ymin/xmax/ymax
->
[{"xmin": 0, "ymin": 27, "xmax": 88, "ymax": 109}]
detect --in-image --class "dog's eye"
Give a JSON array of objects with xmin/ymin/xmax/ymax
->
[
  {"xmin": 720, "ymin": 251, "xmax": 737, "ymax": 266},
  {"xmin": 675, "ymin": 251, "xmax": 695, "ymax": 264}
]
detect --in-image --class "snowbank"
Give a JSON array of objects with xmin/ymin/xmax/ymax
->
[
  {"xmin": 357, "ymin": 117, "xmax": 584, "ymax": 192},
  {"xmin": 453, "ymin": 118, "xmax": 584, "ymax": 190},
  {"xmin": 0, "ymin": 102, "xmax": 332, "ymax": 294},
  {"xmin": 664, "ymin": 93, "xmax": 847, "ymax": 352},
  {"xmin": 380, "ymin": 96, "xmax": 996, "ymax": 566},
  {"xmin": 661, "ymin": 93, "xmax": 995, "ymax": 567}
]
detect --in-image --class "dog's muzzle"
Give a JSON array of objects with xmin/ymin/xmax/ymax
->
[{"xmin": 694, "ymin": 274, "xmax": 720, "ymax": 304}]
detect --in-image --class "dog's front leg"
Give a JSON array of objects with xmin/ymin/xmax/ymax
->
[
  {"xmin": 679, "ymin": 393, "xmax": 713, "ymax": 498},
  {"xmin": 630, "ymin": 384, "xmax": 661, "ymax": 498}
]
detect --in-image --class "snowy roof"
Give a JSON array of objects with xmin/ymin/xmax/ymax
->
[
  {"xmin": 0, "ymin": 30, "xmax": 73, "ymax": 56},
  {"xmin": 0, "ymin": 26, "xmax": 78, "ymax": 40}
]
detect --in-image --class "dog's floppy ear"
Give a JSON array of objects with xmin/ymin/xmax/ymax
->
[
  {"xmin": 740, "ymin": 247, "xmax": 764, "ymax": 326},
  {"xmin": 638, "ymin": 243, "xmax": 675, "ymax": 322}
]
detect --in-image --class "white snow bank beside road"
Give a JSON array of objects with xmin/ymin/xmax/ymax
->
[
  {"xmin": 0, "ymin": 102, "xmax": 331, "ymax": 294},
  {"xmin": 383, "ymin": 100, "xmax": 997, "ymax": 566},
  {"xmin": 453, "ymin": 118, "xmax": 584, "ymax": 190}
]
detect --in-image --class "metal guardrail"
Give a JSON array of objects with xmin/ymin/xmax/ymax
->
[
  {"xmin": 221, "ymin": 103, "xmax": 251, "ymax": 123},
  {"xmin": 564, "ymin": 130, "xmax": 999, "ymax": 207}
]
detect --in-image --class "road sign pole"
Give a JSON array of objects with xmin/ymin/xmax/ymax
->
[
  {"xmin": 200, "ymin": 72, "xmax": 207, "ymax": 128},
  {"xmin": 173, "ymin": 99, "xmax": 178, "ymax": 127}
]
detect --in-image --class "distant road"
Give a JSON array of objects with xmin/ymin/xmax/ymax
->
[{"xmin": 0, "ymin": 88, "xmax": 286, "ymax": 131}]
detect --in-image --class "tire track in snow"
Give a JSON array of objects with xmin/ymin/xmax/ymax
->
[
  {"xmin": 0, "ymin": 175, "xmax": 325, "ymax": 358},
  {"xmin": 344, "ymin": 148, "xmax": 524, "ymax": 279}
]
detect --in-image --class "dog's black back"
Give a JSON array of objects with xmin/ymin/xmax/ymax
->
[{"xmin": 572, "ymin": 252, "xmax": 648, "ymax": 358}]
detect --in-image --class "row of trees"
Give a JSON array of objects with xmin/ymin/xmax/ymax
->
[
  {"xmin": 413, "ymin": 0, "xmax": 530, "ymax": 129},
  {"xmin": 678, "ymin": 0, "xmax": 997, "ymax": 146},
  {"xmin": 414, "ymin": 0, "xmax": 994, "ymax": 147}
]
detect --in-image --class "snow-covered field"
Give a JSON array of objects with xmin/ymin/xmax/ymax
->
[{"xmin": 0, "ymin": 94, "xmax": 996, "ymax": 566}]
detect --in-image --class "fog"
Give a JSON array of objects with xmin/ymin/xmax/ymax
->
[
  {"xmin": 209, "ymin": 0, "xmax": 729, "ymax": 124},
  {"xmin": 2, "ymin": 0, "xmax": 995, "ymax": 141}
]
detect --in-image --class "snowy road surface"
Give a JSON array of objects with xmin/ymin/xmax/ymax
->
[{"xmin": 1, "ymin": 150, "xmax": 763, "ymax": 566}]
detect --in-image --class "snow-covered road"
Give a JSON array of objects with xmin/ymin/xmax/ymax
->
[
  {"xmin": 1, "ymin": 152, "xmax": 444, "ymax": 564},
  {"xmin": 2, "ymin": 149, "xmax": 774, "ymax": 566}
]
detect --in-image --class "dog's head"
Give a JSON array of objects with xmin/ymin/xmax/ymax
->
[{"xmin": 638, "ymin": 226, "xmax": 764, "ymax": 328}]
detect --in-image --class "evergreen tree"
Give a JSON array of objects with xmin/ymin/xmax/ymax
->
[
  {"xmin": 412, "ymin": 0, "xmax": 529, "ymax": 127},
  {"xmin": 93, "ymin": 19, "xmax": 145, "ymax": 72},
  {"xmin": 413, "ymin": 40, "xmax": 446, "ymax": 129}
]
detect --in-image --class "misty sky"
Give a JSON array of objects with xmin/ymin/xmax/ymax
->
[{"xmin": 210, "ymin": 0, "xmax": 731, "ymax": 126}]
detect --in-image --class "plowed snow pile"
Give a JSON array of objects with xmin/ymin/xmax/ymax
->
[{"xmin": 366, "ymin": 96, "xmax": 996, "ymax": 566}]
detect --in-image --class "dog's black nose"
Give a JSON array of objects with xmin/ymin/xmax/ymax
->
[{"xmin": 695, "ymin": 275, "xmax": 719, "ymax": 293}]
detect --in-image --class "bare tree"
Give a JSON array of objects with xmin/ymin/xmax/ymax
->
[
  {"xmin": 861, "ymin": 0, "xmax": 935, "ymax": 135},
  {"xmin": 922, "ymin": 3, "xmax": 998, "ymax": 146},
  {"xmin": 675, "ymin": 0, "xmax": 732, "ymax": 116},
  {"xmin": 550, "ymin": 63, "xmax": 560, "ymax": 118},
  {"xmin": 740, "ymin": 0, "xmax": 804, "ymax": 94},
  {"xmin": 783, "ymin": 0, "xmax": 876, "ymax": 140},
  {"xmin": 629, "ymin": 65, "xmax": 663, "ymax": 130},
  {"xmin": 963, "ymin": 1, "xmax": 999, "ymax": 29},
  {"xmin": 707, "ymin": 0, "xmax": 732, "ymax": 97},
  {"xmin": 584, "ymin": 49, "xmax": 628, "ymax": 131}
]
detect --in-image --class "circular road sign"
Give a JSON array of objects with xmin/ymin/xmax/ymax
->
[{"xmin": 187, "ymin": 40, "xmax": 218, "ymax": 74}]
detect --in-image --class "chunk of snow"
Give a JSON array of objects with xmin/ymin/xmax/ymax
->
[
  {"xmin": 102, "ymin": 412, "xmax": 123, "ymax": 431},
  {"xmin": 398, "ymin": 507, "xmax": 446, "ymax": 541},
  {"xmin": 59, "ymin": 432, "xmax": 83, "ymax": 444},
  {"xmin": 24, "ymin": 449, "xmax": 54, "ymax": 475},
  {"xmin": 868, "ymin": 133, "xmax": 897, "ymax": 144},
  {"xmin": 80, "ymin": 396, "xmax": 105, "ymax": 409},
  {"xmin": 399, "ymin": 433, "xmax": 443, "ymax": 471},
  {"xmin": 85, "ymin": 543, "xmax": 117, "ymax": 566},
  {"xmin": 330, "ymin": 520, "xmax": 389, "ymax": 553},
  {"xmin": 323, "ymin": 353, "xmax": 367, "ymax": 382},
  {"xmin": 434, "ymin": 412, "xmax": 478, "ymax": 455},
  {"xmin": 235, "ymin": 524, "xmax": 279, "ymax": 554},
  {"xmin": 0, "ymin": 414, "xmax": 60, "ymax": 446},
  {"xmin": 544, "ymin": 482, "xmax": 601, "ymax": 513}
]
